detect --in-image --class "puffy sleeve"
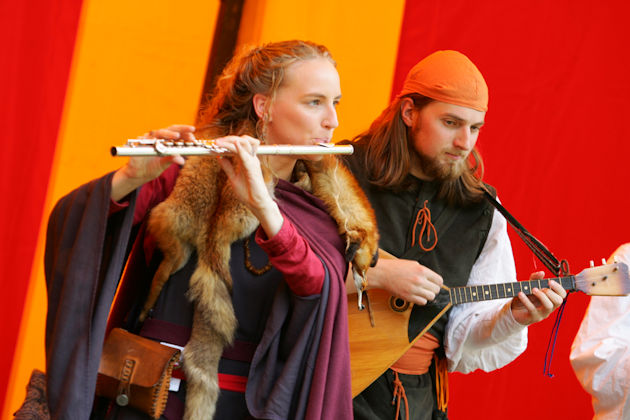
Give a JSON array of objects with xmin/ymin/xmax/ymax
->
[
  {"xmin": 570, "ymin": 244, "xmax": 630, "ymax": 420},
  {"xmin": 444, "ymin": 202, "xmax": 528, "ymax": 373}
]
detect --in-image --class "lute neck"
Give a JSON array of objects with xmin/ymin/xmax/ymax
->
[{"xmin": 448, "ymin": 276, "xmax": 575, "ymax": 305}]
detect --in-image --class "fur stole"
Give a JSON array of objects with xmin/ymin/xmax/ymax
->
[{"xmin": 142, "ymin": 155, "xmax": 378, "ymax": 419}]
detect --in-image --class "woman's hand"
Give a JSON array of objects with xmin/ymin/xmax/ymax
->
[
  {"xmin": 215, "ymin": 135, "xmax": 284, "ymax": 237},
  {"xmin": 111, "ymin": 125, "xmax": 193, "ymax": 201}
]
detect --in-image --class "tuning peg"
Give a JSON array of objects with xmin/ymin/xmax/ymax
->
[
  {"xmin": 602, "ymin": 258, "xmax": 607, "ymax": 265},
  {"xmin": 590, "ymin": 260, "xmax": 595, "ymax": 267}
]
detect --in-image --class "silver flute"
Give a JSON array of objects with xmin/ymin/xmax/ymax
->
[{"xmin": 111, "ymin": 139, "xmax": 353, "ymax": 157}]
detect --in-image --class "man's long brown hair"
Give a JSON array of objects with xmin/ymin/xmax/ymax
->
[{"xmin": 354, "ymin": 93, "xmax": 486, "ymax": 207}]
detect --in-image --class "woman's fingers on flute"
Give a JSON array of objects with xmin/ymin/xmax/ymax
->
[
  {"xmin": 143, "ymin": 124, "xmax": 196, "ymax": 140},
  {"xmin": 168, "ymin": 125, "xmax": 196, "ymax": 141},
  {"xmin": 213, "ymin": 137, "xmax": 236, "ymax": 153},
  {"xmin": 214, "ymin": 135, "xmax": 260, "ymax": 156},
  {"xmin": 234, "ymin": 136, "xmax": 260, "ymax": 157},
  {"xmin": 241, "ymin": 135, "xmax": 260, "ymax": 154}
]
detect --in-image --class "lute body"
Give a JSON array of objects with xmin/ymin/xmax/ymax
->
[{"xmin": 348, "ymin": 260, "xmax": 630, "ymax": 397}]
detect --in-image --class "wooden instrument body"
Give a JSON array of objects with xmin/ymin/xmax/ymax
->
[
  {"xmin": 347, "ymin": 260, "xmax": 630, "ymax": 397},
  {"xmin": 347, "ymin": 289, "xmax": 452, "ymax": 397},
  {"xmin": 347, "ymin": 290, "xmax": 411, "ymax": 396}
]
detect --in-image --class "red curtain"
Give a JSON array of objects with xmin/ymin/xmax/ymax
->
[
  {"xmin": 394, "ymin": 1, "xmax": 630, "ymax": 418},
  {"xmin": 0, "ymin": 0, "xmax": 84, "ymax": 410}
]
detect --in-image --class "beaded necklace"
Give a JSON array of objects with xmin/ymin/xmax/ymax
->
[{"xmin": 243, "ymin": 236, "xmax": 272, "ymax": 275}]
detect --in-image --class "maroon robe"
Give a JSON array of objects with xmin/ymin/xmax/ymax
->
[{"xmin": 44, "ymin": 166, "xmax": 352, "ymax": 419}]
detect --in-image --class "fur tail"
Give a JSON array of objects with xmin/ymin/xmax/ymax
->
[{"xmin": 306, "ymin": 155, "xmax": 379, "ymax": 280}]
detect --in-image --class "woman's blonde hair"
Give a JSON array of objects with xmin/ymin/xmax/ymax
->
[{"xmin": 197, "ymin": 40, "xmax": 335, "ymax": 139}]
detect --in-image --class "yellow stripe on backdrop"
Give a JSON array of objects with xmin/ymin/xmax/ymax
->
[
  {"xmin": 4, "ymin": 0, "xmax": 405, "ymax": 416},
  {"xmin": 2, "ymin": 0, "xmax": 219, "ymax": 416},
  {"xmin": 237, "ymin": 0, "xmax": 406, "ymax": 142}
]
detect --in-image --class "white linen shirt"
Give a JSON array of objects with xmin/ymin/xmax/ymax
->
[
  {"xmin": 444, "ymin": 205, "xmax": 529, "ymax": 373},
  {"xmin": 570, "ymin": 243, "xmax": 630, "ymax": 420}
]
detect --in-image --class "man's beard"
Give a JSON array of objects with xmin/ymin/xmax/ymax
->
[{"xmin": 414, "ymin": 149, "xmax": 468, "ymax": 181}]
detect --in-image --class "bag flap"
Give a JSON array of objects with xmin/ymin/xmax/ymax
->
[{"xmin": 98, "ymin": 328, "xmax": 180, "ymax": 388}]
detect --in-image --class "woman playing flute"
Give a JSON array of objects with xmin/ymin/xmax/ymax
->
[{"xmin": 43, "ymin": 40, "xmax": 378, "ymax": 419}]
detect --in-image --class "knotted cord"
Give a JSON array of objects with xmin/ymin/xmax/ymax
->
[
  {"xmin": 411, "ymin": 200, "xmax": 438, "ymax": 252},
  {"xmin": 434, "ymin": 354, "xmax": 449, "ymax": 412},
  {"xmin": 391, "ymin": 371, "xmax": 409, "ymax": 420}
]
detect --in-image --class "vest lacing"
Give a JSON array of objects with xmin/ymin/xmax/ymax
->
[{"xmin": 411, "ymin": 200, "xmax": 437, "ymax": 251}]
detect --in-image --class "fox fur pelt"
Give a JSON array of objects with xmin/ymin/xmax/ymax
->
[{"xmin": 142, "ymin": 154, "xmax": 378, "ymax": 419}]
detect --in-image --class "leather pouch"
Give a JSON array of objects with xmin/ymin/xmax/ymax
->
[{"xmin": 95, "ymin": 328, "xmax": 181, "ymax": 419}]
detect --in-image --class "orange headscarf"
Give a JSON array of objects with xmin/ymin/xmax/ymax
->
[{"xmin": 398, "ymin": 50, "xmax": 488, "ymax": 112}]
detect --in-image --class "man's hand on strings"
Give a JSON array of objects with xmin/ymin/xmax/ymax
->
[
  {"xmin": 510, "ymin": 271, "xmax": 567, "ymax": 325},
  {"xmin": 361, "ymin": 258, "xmax": 444, "ymax": 306}
]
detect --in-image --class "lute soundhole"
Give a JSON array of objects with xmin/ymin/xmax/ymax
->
[{"xmin": 389, "ymin": 296, "xmax": 410, "ymax": 312}]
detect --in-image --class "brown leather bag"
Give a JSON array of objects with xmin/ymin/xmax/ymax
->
[{"xmin": 95, "ymin": 328, "xmax": 181, "ymax": 419}]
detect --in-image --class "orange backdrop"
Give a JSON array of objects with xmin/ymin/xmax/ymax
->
[{"xmin": 1, "ymin": 0, "xmax": 404, "ymax": 417}]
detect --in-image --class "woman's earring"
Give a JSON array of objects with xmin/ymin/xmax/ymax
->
[
  {"xmin": 256, "ymin": 112, "xmax": 271, "ymax": 144},
  {"xmin": 255, "ymin": 119, "xmax": 266, "ymax": 144}
]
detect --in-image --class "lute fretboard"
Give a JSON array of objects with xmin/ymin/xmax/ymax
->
[{"xmin": 449, "ymin": 276, "xmax": 576, "ymax": 305}]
